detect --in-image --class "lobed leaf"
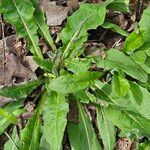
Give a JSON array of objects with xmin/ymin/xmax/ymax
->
[
  {"xmin": 139, "ymin": 6, "xmax": 150, "ymax": 42},
  {"xmin": 112, "ymin": 71, "xmax": 130, "ymax": 96},
  {"xmin": 74, "ymin": 90, "xmax": 96, "ymax": 104},
  {"xmin": 123, "ymin": 30, "xmax": 144, "ymax": 52},
  {"xmin": 65, "ymin": 59, "xmax": 90, "ymax": 73},
  {"xmin": 33, "ymin": 56, "xmax": 53, "ymax": 72},
  {"xmin": 107, "ymin": 0, "xmax": 130, "ymax": 13},
  {"xmin": 128, "ymin": 82, "xmax": 150, "ymax": 120},
  {"xmin": 124, "ymin": 6, "xmax": 150, "ymax": 52}
]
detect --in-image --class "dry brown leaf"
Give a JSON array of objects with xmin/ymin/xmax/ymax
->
[
  {"xmin": 24, "ymin": 56, "xmax": 39, "ymax": 72},
  {"xmin": 116, "ymin": 137, "xmax": 132, "ymax": 150},
  {"xmin": 67, "ymin": 0, "xmax": 78, "ymax": 11},
  {"xmin": 0, "ymin": 95, "xmax": 12, "ymax": 107},
  {"xmin": 41, "ymin": 1, "xmax": 69, "ymax": 26},
  {"xmin": 0, "ymin": 53, "xmax": 37, "ymax": 86}
]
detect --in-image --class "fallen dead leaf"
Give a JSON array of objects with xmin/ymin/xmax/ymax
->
[
  {"xmin": 24, "ymin": 56, "xmax": 39, "ymax": 72},
  {"xmin": 67, "ymin": 0, "xmax": 79, "ymax": 11},
  {"xmin": 0, "ymin": 95, "xmax": 12, "ymax": 107},
  {"xmin": 41, "ymin": 1, "xmax": 69, "ymax": 26},
  {"xmin": 0, "ymin": 35, "xmax": 18, "ymax": 53},
  {"xmin": 0, "ymin": 53, "xmax": 37, "ymax": 86},
  {"xmin": 116, "ymin": 137, "xmax": 133, "ymax": 150},
  {"xmin": 22, "ymin": 102, "xmax": 35, "ymax": 119}
]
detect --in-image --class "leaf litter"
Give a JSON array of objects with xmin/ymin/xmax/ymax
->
[{"xmin": 0, "ymin": 0, "xmax": 150, "ymax": 149}]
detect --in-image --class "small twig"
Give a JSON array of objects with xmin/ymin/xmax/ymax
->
[{"xmin": 0, "ymin": 14, "xmax": 7, "ymax": 73}]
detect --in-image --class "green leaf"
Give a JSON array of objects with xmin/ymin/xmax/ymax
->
[
  {"xmin": 0, "ymin": 80, "xmax": 40, "ymax": 100},
  {"xmin": 33, "ymin": 56, "xmax": 53, "ymax": 72},
  {"xmin": 102, "ymin": 21, "xmax": 129, "ymax": 37},
  {"xmin": 60, "ymin": 3, "xmax": 107, "ymax": 59},
  {"xmin": 97, "ymin": 106, "xmax": 116, "ymax": 150},
  {"xmin": 31, "ymin": 0, "xmax": 56, "ymax": 51},
  {"xmin": 74, "ymin": 90, "xmax": 96, "ymax": 104},
  {"xmin": 68, "ymin": 101, "xmax": 101, "ymax": 150},
  {"xmin": 112, "ymin": 72, "xmax": 130, "ymax": 96},
  {"xmin": 95, "ymin": 81, "xmax": 138, "ymax": 112},
  {"xmin": 139, "ymin": 6, "xmax": 150, "ymax": 42},
  {"xmin": 39, "ymin": 135, "xmax": 50, "ymax": 150},
  {"xmin": 0, "ymin": 101, "xmax": 23, "ymax": 135},
  {"xmin": 139, "ymin": 141, "xmax": 150, "ymax": 150},
  {"xmin": 105, "ymin": 105, "xmax": 150, "ymax": 138},
  {"xmin": 21, "ymin": 92, "xmax": 46, "ymax": 150},
  {"xmin": 123, "ymin": 30, "xmax": 144, "ymax": 52},
  {"xmin": 4, "ymin": 127, "xmax": 20, "ymax": 150},
  {"xmin": 42, "ymin": 91, "xmax": 69, "ymax": 150},
  {"xmin": 107, "ymin": 1, "xmax": 130, "ymax": 13},
  {"xmin": 129, "ymin": 82, "xmax": 150, "ymax": 120},
  {"xmin": 1, "ymin": 0, "xmax": 43, "ymax": 59},
  {"xmin": 65, "ymin": 59, "xmax": 90, "ymax": 73},
  {"xmin": 48, "ymin": 72, "xmax": 103, "ymax": 94},
  {"xmin": 131, "ymin": 51, "xmax": 147, "ymax": 64},
  {"xmin": 93, "ymin": 49, "xmax": 148, "ymax": 83},
  {"xmin": 123, "ymin": 7, "xmax": 150, "ymax": 52}
]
